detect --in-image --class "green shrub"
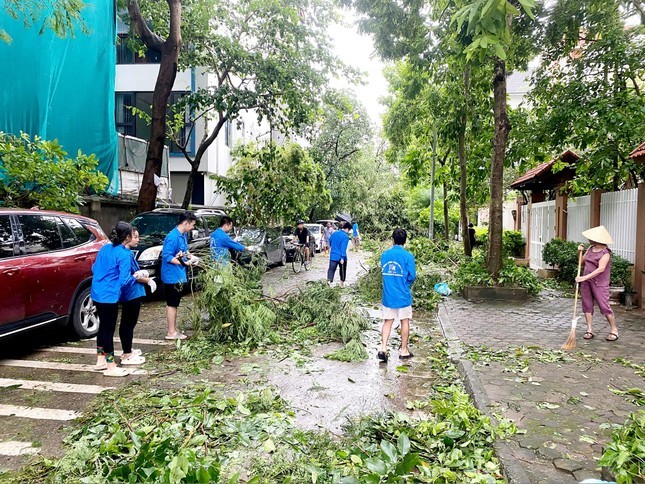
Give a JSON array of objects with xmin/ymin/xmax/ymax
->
[
  {"xmin": 611, "ymin": 255, "xmax": 633, "ymax": 290},
  {"xmin": 476, "ymin": 229, "xmax": 526, "ymax": 257},
  {"xmin": 454, "ymin": 255, "xmax": 541, "ymax": 296},
  {"xmin": 0, "ymin": 131, "xmax": 108, "ymax": 213}
]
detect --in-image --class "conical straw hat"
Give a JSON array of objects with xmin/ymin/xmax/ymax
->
[{"xmin": 582, "ymin": 225, "xmax": 613, "ymax": 245}]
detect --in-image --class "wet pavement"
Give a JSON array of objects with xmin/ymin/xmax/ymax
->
[
  {"xmin": 438, "ymin": 292, "xmax": 645, "ymax": 483},
  {"xmin": 0, "ymin": 248, "xmax": 447, "ymax": 473}
]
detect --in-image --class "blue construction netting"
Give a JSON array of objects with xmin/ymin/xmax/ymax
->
[{"xmin": 0, "ymin": 1, "xmax": 119, "ymax": 194}]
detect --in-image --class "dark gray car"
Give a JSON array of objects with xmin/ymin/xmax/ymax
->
[{"xmin": 235, "ymin": 227, "xmax": 287, "ymax": 267}]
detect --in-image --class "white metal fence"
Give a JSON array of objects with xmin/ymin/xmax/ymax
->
[
  {"xmin": 566, "ymin": 195, "xmax": 590, "ymax": 243},
  {"xmin": 600, "ymin": 188, "xmax": 638, "ymax": 263},
  {"xmin": 529, "ymin": 200, "xmax": 556, "ymax": 269},
  {"xmin": 521, "ymin": 204, "xmax": 528, "ymax": 240}
]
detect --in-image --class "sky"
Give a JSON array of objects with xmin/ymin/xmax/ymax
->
[{"xmin": 329, "ymin": 11, "xmax": 389, "ymax": 127}]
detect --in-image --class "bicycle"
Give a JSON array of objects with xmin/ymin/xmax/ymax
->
[{"xmin": 291, "ymin": 243, "xmax": 311, "ymax": 273}]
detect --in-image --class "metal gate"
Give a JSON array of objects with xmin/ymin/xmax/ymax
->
[
  {"xmin": 566, "ymin": 195, "xmax": 590, "ymax": 243},
  {"xmin": 530, "ymin": 200, "xmax": 556, "ymax": 269},
  {"xmin": 600, "ymin": 188, "xmax": 638, "ymax": 263}
]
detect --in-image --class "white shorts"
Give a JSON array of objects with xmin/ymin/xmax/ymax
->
[{"xmin": 382, "ymin": 305, "xmax": 412, "ymax": 321}]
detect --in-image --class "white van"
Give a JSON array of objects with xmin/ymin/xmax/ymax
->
[{"xmin": 304, "ymin": 223, "xmax": 324, "ymax": 252}]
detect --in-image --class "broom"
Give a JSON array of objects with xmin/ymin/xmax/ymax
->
[{"xmin": 562, "ymin": 248, "xmax": 584, "ymax": 350}]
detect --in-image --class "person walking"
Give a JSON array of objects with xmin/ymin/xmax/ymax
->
[
  {"xmin": 352, "ymin": 220, "xmax": 361, "ymax": 251},
  {"xmin": 210, "ymin": 216, "xmax": 246, "ymax": 264},
  {"xmin": 327, "ymin": 221, "xmax": 351, "ymax": 287},
  {"xmin": 468, "ymin": 223, "xmax": 477, "ymax": 249},
  {"xmin": 92, "ymin": 222, "xmax": 148, "ymax": 377},
  {"xmin": 576, "ymin": 225, "xmax": 619, "ymax": 342},
  {"xmin": 323, "ymin": 222, "xmax": 334, "ymax": 255},
  {"xmin": 161, "ymin": 211, "xmax": 197, "ymax": 340},
  {"xmin": 378, "ymin": 228, "xmax": 416, "ymax": 363},
  {"xmin": 119, "ymin": 226, "xmax": 156, "ymax": 366}
]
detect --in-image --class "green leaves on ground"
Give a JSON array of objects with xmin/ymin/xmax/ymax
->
[
  {"xmin": 599, "ymin": 410, "xmax": 645, "ymax": 484},
  {"xmin": 454, "ymin": 254, "xmax": 541, "ymax": 296},
  {"xmin": 0, "ymin": 132, "xmax": 108, "ymax": 212},
  {"xmin": 185, "ymin": 266, "xmax": 370, "ymax": 366}
]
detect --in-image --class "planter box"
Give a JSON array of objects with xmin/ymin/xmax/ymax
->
[
  {"xmin": 463, "ymin": 285, "xmax": 528, "ymax": 302},
  {"xmin": 513, "ymin": 258, "xmax": 530, "ymax": 267},
  {"xmin": 537, "ymin": 268, "xmax": 558, "ymax": 280}
]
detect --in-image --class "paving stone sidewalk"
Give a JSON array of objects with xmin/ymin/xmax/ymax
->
[{"xmin": 437, "ymin": 291, "xmax": 644, "ymax": 484}]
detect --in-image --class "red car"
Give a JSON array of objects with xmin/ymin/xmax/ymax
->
[{"xmin": 0, "ymin": 209, "xmax": 108, "ymax": 339}]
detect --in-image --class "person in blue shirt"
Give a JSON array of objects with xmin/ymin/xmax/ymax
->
[
  {"xmin": 119, "ymin": 226, "xmax": 156, "ymax": 366},
  {"xmin": 210, "ymin": 216, "xmax": 246, "ymax": 264},
  {"xmin": 91, "ymin": 222, "xmax": 150, "ymax": 377},
  {"xmin": 161, "ymin": 211, "xmax": 197, "ymax": 340},
  {"xmin": 378, "ymin": 228, "xmax": 416, "ymax": 363},
  {"xmin": 352, "ymin": 221, "xmax": 361, "ymax": 251},
  {"xmin": 327, "ymin": 221, "xmax": 352, "ymax": 287}
]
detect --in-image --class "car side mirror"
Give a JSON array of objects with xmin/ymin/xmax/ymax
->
[
  {"xmin": 267, "ymin": 237, "xmax": 272, "ymax": 243},
  {"xmin": 190, "ymin": 229, "xmax": 199, "ymax": 240}
]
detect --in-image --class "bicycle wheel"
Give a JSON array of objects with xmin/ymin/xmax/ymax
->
[{"xmin": 292, "ymin": 250, "xmax": 302, "ymax": 273}]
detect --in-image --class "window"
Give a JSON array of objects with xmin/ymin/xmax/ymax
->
[
  {"xmin": 115, "ymin": 92, "xmax": 192, "ymax": 154},
  {"xmin": 0, "ymin": 216, "xmax": 15, "ymax": 259},
  {"xmin": 60, "ymin": 218, "xmax": 93, "ymax": 248},
  {"xmin": 116, "ymin": 34, "xmax": 161, "ymax": 65},
  {"xmin": 224, "ymin": 120, "xmax": 233, "ymax": 147},
  {"xmin": 115, "ymin": 93, "xmax": 135, "ymax": 136},
  {"xmin": 18, "ymin": 215, "xmax": 63, "ymax": 255}
]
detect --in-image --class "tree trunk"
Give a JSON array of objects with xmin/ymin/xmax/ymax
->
[
  {"xmin": 181, "ymin": 115, "xmax": 227, "ymax": 209},
  {"xmin": 443, "ymin": 179, "xmax": 449, "ymax": 240},
  {"xmin": 182, "ymin": 164, "xmax": 200, "ymax": 209},
  {"xmin": 486, "ymin": 58, "xmax": 510, "ymax": 278},
  {"xmin": 459, "ymin": 66, "xmax": 471, "ymax": 256},
  {"xmin": 131, "ymin": 0, "xmax": 182, "ymax": 214}
]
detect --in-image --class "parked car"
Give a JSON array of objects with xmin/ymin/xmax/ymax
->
[
  {"xmin": 234, "ymin": 227, "xmax": 288, "ymax": 266},
  {"xmin": 0, "ymin": 208, "xmax": 108, "ymax": 339},
  {"xmin": 304, "ymin": 223, "xmax": 324, "ymax": 252},
  {"xmin": 129, "ymin": 208, "xmax": 226, "ymax": 284}
]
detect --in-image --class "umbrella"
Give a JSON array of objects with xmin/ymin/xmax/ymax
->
[{"xmin": 335, "ymin": 213, "xmax": 352, "ymax": 223}]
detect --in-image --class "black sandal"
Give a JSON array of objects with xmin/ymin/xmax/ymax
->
[
  {"xmin": 377, "ymin": 351, "xmax": 388, "ymax": 363},
  {"xmin": 399, "ymin": 353, "xmax": 414, "ymax": 359},
  {"xmin": 606, "ymin": 333, "xmax": 619, "ymax": 342},
  {"xmin": 583, "ymin": 332, "xmax": 595, "ymax": 340}
]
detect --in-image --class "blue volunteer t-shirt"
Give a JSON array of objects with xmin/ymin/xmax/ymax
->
[
  {"xmin": 329, "ymin": 230, "xmax": 350, "ymax": 262},
  {"xmin": 161, "ymin": 227, "xmax": 188, "ymax": 284},
  {"xmin": 381, "ymin": 245, "xmax": 416, "ymax": 309},
  {"xmin": 352, "ymin": 223, "xmax": 359, "ymax": 237},
  {"xmin": 120, "ymin": 250, "xmax": 147, "ymax": 302},
  {"xmin": 210, "ymin": 227, "xmax": 245, "ymax": 264},
  {"xmin": 91, "ymin": 244, "xmax": 136, "ymax": 304}
]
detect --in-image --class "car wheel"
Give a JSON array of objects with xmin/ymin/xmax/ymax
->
[
  {"xmin": 71, "ymin": 286, "xmax": 100, "ymax": 339},
  {"xmin": 279, "ymin": 249, "xmax": 287, "ymax": 266}
]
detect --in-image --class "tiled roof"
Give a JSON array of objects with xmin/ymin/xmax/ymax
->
[
  {"xmin": 510, "ymin": 150, "xmax": 579, "ymax": 190},
  {"xmin": 629, "ymin": 141, "xmax": 645, "ymax": 161}
]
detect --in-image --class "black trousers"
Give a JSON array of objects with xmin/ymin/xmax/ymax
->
[
  {"xmin": 120, "ymin": 298, "xmax": 142, "ymax": 354},
  {"xmin": 95, "ymin": 302, "xmax": 119, "ymax": 356},
  {"xmin": 327, "ymin": 259, "xmax": 347, "ymax": 282}
]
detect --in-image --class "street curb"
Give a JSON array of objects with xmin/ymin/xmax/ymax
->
[{"xmin": 437, "ymin": 301, "xmax": 532, "ymax": 484}]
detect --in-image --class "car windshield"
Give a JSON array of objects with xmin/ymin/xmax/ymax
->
[
  {"xmin": 305, "ymin": 225, "xmax": 321, "ymax": 234},
  {"xmin": 236, "ymin": 227, "xmax": 264, "ymax": 245},
  {"xmin": 131, "ymin": 214, "xmax": 179, "ymax": 240}
]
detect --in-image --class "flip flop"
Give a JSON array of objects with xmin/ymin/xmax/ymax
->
[
  {"xmin": 165, "ymin": 332, "xmax": 188, "ymax": 340},
  {"xmin": 583, "ymin": 332, "xmax": 595, "ymax": 340},
  {"xmin": 120, "ymin": 355, "xmax": 145, "ymax": 365},
  {"xmin": 93, "ymin": 364, "xmax": 108, "ymax": 371},
  {"xmin": 103, "ymin": 367, "xmax": 130, "ymax": 377},
  {"xmin": 606, "ymin": 333, "xmax": 619, "ymax": 342},
  {"xmin": 377, "ymin": 351, "xmax": 388, "ymax": 363},
  {"xmin": 399, "ymin": 353, "xmax": 414, "ymax": 359}
]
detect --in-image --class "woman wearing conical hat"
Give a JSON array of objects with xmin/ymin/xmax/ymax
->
[{"xmin": 575, "ymin": 226, "xmax": 619, "ymax": 342}]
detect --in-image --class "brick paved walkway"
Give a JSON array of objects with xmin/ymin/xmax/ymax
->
[{"xmin": 438, "ymin": 291, "xmax": 644, "ymax": 483}]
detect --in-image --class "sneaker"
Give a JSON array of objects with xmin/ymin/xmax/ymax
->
[
  {"xmin": 120, "ymin": 355, "xmax": 146, "ymax": 365},
  {"xmin": 103, "ymin": 366, "xmax": 129, "ymax": 377}
]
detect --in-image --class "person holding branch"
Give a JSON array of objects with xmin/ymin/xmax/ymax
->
[{"xmin": 576, "ymin": 226, "xmax": 619, "ymax": 342}]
